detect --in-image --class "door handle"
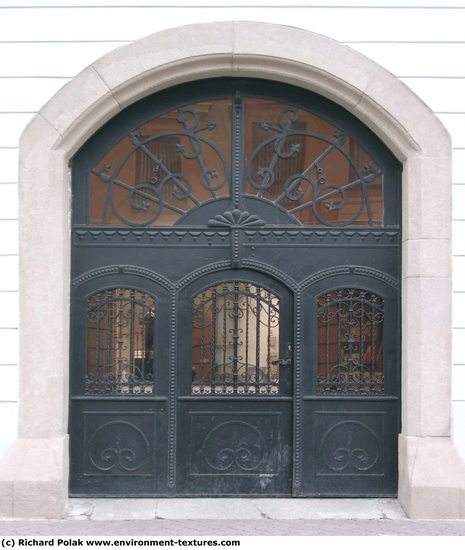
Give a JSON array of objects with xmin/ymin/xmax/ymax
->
[{"xmin": 272, "ymin": 342, "xmax": 293, "ymax": 367}]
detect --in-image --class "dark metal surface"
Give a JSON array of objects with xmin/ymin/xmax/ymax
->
[{"xmin": 70, "ymin": 78, "xmax": 401, "ymax": 497}]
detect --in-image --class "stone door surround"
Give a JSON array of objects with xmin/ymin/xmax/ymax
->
[{"xmin": 0, "ymin": 21, "xmax": 464, "ymax": 519}]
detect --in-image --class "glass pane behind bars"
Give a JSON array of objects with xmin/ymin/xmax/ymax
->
[
  {"xmin": 244, "ymin": 98, "xmax": 383, "ymax": 226},
  {"xmin": 192, "ymin": 282, "xmax": 280, "ymax": 395},
  {"xmin": 317, "ymin": 288, "xmax": 384, "ymax": 394},
  {"xmin": 89, "ymin": 100, "xmax": 231, "ymax": 226},
  {"xmin": 86, "ymin": 288, "xmax": 155, "ymax": 394}
]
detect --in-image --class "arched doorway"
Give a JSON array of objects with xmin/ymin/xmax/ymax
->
[{"xmin": 69, "ymin": 78, "xmax": 401, "ymax": 496}]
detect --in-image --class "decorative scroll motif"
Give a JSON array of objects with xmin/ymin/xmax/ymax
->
[
  {"xmin": 191, "ymin": 282, "xmax": 280, "ymax": 395},
  {"xmin": 246, "ymin": 107, "xmax": 383, "ymax": 226},
  {"xmin": 86, "ymin": 288, "xmax": 155, "ymax": 394},
  {"xmin": 199, "ymin": 421, "xmax": 266, "ymax": 472},
  {"xmin": 87, "ymin": 420, "xmax": 150, "ymax": 474},
  {"xmin": 320, "ymin": 420, "xmax": 380, "ymax": 473},
  {"xmin": 317, "ymin": 288, "xmax": 384, "ymax": 394},
  {"xmin": 91, "ymin": 106, "xmax": 229, "ymax": 226}
]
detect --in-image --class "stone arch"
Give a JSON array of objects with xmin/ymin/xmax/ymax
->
[{"xmin": 2, "ymin": 21, "xmax": 462, "ymax": 519}]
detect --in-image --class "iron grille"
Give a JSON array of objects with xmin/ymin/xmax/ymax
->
[
  {"xmin": 317, "ymin": 288, "xmax": 384, "ymax": 394},
  {"xmin": 86, "ymin": 288, "xmax": 155, "ymax": 394},
  {"xmin": 191, "ymin": 281, "xmax": 280, "ymax": 395}
]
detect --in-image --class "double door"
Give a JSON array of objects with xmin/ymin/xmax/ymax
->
[{"xmin": 69, "ymin": 78, "xmax": 400, "ymax": 496}]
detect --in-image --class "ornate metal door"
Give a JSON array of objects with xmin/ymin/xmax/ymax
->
[{"xmin": 69, "ymin": 78, "xmax": 401, "ymax": 496}]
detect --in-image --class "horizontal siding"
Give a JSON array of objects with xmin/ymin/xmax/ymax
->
[
  {"xmin": 6, "ymin": 1, "xmax": 465, "ymax": 7},
  {"xmin": 453, "ymin": 185, "xmax": 465, "ymax": 219},
  {"xmin": 0, "ymin": 114, "xmax": 34, "ymax": 146},
  {"xmin": 0, "ymin": 329, "xmax": 18, "ymax": 364},
  {"xmin": 453, "ymin": 150, "xmax": 465, "ymax": 182},
  {"xmin": 438, "ymin": 114, "xmax": 465, "ymax": 147},
  {"xmin": 351, "ymin": 43, "xmax": 465, "ymax": 77},
  {"xmin": 0, "ymin": 220, "xmax": 18, "ymax": 255},
  {"xmin": 0, "ymin": 291, "xmax": 18, "ymax": 328},
  {"xmin": 453, "ymin": 403, "xmax": 465, "ymax": 462},
  {"xmin": 453, "ymin": 293, "xmax": 465, "ymax": 328},
  {"xmin": 452, "ymin": 365, "xmax": 465, "ymax": 399},
  {"xmin": 0, "ymin": 402, "xmax": 17, "ymax": 462},
  {"xmin": 0, "ymin": 42, "xmax": 129, "ymax": 77},
  {"xmin": 453, "ymin": 222, "xmax": 465, "ymax": 254},
  {"xmin": 399, "ymin": 78, "xmax": 465, "ymax": 112},
  {"xmin": 0, "ymin": 149, "xmax": 19, "ymax": 183},
  {"xmin": 0, "ymin": 7, "xmax": 464, "ymax": 42},
  {"xmin": 453, "ymin": 257, "xmax": 465, "ymax": 291},
  {"xmin": 0, "ymin": 184, "xmax": 18, "ymax": 219},
  {"xmin": 0, "ymin": 78, "xmax": 70, "ymax": 112},
  {"xmin": 0, "ymin": 365, "xmax": 18, "ymax": 401},
  {"xmin": 0, "ymin": 257, "xmax": 18, "ymax": 290},
  {"xmin": 453, "ymin": 329, "xmax": 465, "ymax": 363}
]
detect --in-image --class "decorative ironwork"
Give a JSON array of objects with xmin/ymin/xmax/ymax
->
[
  {"xmin": 199, "ymin": 421, "xmax": 266, "ymax": 472},
  {"xmin": 207, "ymin": 209, "xmax": 265, "ymax": 228},
  {"xmin": 87, "ymin": 420, "xmax": 150, "ymax": 474},
  {"xmin": 86, "ymin": 288, "xmax": 155, "ymax": 394},
  {"xmin": 320, "ymin": 420, "xmax": 380, "ymax": 473},
  {"xmin": 90, "ymin": 105, "xmax": 230, "ymax": 226},
  {"xmin": 246, "ymin": 106, "xmax": 383, "ymax": 226},
  {"xmin": 191, "ymin": 281, "xmax": 280, "ymax": 395},
  {"xmin": 317, "ymin": 288, "xmax": 384, "ymax": 394}
]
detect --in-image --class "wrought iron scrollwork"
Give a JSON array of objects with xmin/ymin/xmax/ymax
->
[
  {"xmin": 317, "ymin": 288, "xmax": 384, "ymax": 394},
  {"xmin": 191, "ymin": 281, "xmax": 280, "ymax": 395},
  {"xmin": 246, "ymin": 106, "xmax": 383, "ymax": 226},
  {"xmin": 86, "ymin": 288, "xmax": 155, "ymax": 394},
  {"xmin": 91, "ymin": 105, "xmax": 230, "ymax": 226},
  {"xmin": 199, "ymin": 421, "xmax": 266, "ymax": 472}
]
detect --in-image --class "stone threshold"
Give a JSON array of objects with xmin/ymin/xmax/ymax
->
[{"xmin": 65, "ymin": 498, "xmax": 406, "ymax": 521}]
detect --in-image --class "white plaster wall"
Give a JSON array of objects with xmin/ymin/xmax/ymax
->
[{"xmin": 0, "ymin": 0, "xmax": 464, "ymax": 461}]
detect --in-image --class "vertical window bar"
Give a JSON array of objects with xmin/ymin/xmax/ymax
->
[
  {"xmin": 255, "ymin": 285, "xmax": 261, "ymax": 390},
  {"xmin": 348, "ymin": 291, "xmax": 354, "ymax": 390},
  {"xmin": 106, "ymin": 290, "xmax": 114, "ymax": 392},
  {"xmin": 245, "ymin": 283, "xmax": 250, "ymax": 384},
  {"xmin": 211, "ymin": 287, "xmax": 217, "ymax": 390},
  {"xmin": 129, "ymin": 289, "xmax": 136, "ymax": 391},
  {"xmin": 116, "ymin": 292, "xmax": 125, "ymax": 392},
  {"xmin": 222, "ymin": 282, "xmax": 228, "ymax": 390},
  {"xmin": 325, "ymin": 295, "xmax": 331, "ymax": 391},
  {"xmin": 360, "ymin": 293, "xmax": 365, "ymax": 392},
  {"xmin": 200, "ymin": 291, "xmax": 206, "ymax": 386},
  {"xmin": 232, "ymin": 281, "xmax": 240, "ymax": 390},
  {"xmin": 140, "ymin": 292, "xmax": 147, "ymax": 384},
  {"xmin": 371, "ymin": 296, "xmax": 376, "ymax": 387},
  {"xmin": 94, "ymin": 294, "xmax": 101, "ymax": 393},
  {"xmin": 336, "ymin": 291, "xmax": 341, "ymax": 391},
  {"xmin": 266, "ymin": 290, "xmax": 272, "ymax": 387}
]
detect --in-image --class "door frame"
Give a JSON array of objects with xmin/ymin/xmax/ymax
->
[{"xmin": 5, "ymin": 21, "xmax": 460, "ymax": 518}]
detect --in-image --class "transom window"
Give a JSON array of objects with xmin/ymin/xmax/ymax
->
[{"xmin": 88, "ymin": 97, "xmax": 383, "ymax": 227}]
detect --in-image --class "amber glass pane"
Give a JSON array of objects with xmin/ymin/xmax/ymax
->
[
  {"xmin": 191, "ymin": 282, "xmax": 280, "ymax": 395},
  {"xmin": 90, "ymin": 100, "xmax": 231, "ymax": 226},
  {"xmin": 244, "ymin": 98, "xmax": 383, "ymax": 226},
  {"xmin": 86, "ymin": 288, "xmax": 155, "ymax": 394},
  {"xmin": 317, "ymin": 289, "xmax": 384, "ymax": 394}
]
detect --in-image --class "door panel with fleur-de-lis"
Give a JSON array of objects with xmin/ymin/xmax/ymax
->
[{"xmin": 70, "ymin": 78, "xmax": 401, "ymax": 496}]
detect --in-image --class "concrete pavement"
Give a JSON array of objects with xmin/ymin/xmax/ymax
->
[{"xmin": 1, "ymin": 499, "xmax": 465, "ymax": 535}]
